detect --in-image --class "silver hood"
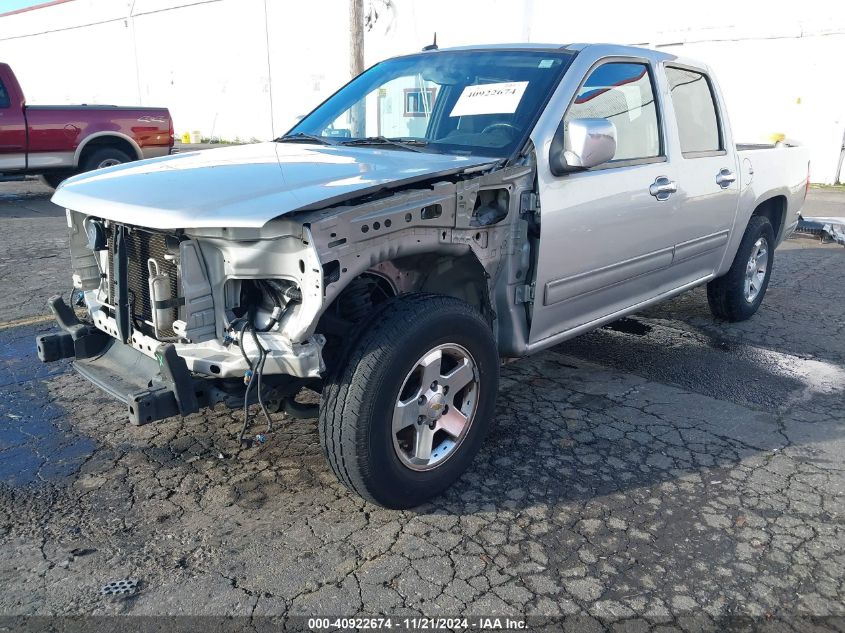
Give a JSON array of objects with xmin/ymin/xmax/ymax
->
[{"xmin": 52, "ymin": 142, "xmax": 496, "ymax": 230}]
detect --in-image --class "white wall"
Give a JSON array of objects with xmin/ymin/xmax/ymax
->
[
  {"xmin": 0, "ymin": 0, "xmax": 350, "ymax": 141},
  {"xmin": 1, "ymin": 0, "xmax": 843, "ymax": 181}
]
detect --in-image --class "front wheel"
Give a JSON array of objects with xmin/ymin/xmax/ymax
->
[
  {"xmin": 319, "ymin": 294, "xmax": 499, "ymax": 508},
  {"xmin": 707, "ymin": 215, "xmax": 775, "ymax": 321}
]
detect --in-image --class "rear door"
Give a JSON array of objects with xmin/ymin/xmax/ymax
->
[
  {"xmin": 663, "ymin": 64, "xmax": 739, "ymax": 279},
  {"xmin": 529, "ymin": 59, "xmax": 682, "ymax": 345},
  {"xmin": 0, "ymin": 75, "xmax": 27, "ymax": 170}
]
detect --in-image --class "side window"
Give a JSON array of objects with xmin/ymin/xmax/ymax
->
[
  {"xmin": 566, "ymin": 62, "xmax": 660, "ymax": 162},
  {"xmin": 666, "ymin": 67, "xmax": 721, "ymax": 155},
  {"xmin": 0, "ymin": 80, "xmax": 9, "ymax": 108}
]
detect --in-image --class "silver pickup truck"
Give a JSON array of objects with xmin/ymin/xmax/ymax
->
[{"xmin": 38, "ymin": 43, "xmax": 809, "ymax": 508}]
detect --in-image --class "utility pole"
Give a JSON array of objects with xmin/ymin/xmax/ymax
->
[
  {"xmin": 350, "ymin": 0, "xmax": 365, "ymax": 79},
  {"xmin": 349, "ymin": 0, "xmax": 365, "ymax": 136}
]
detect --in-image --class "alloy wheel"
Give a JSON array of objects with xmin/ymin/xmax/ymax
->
[{"xmin": 392, "ymin": 343, "xmax": 480, "ymax": 471}]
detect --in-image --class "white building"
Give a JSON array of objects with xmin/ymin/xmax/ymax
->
[{"xmin": 1, "ymin": 0, "xmax": 843, "ymax": 182}]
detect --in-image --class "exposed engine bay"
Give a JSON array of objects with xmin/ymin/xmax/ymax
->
[{"xmin": 50, "ymin": 157, "xmax": 539, "ymax": 431}]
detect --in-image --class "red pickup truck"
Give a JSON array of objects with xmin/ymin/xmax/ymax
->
[{"xmin": 0, "ymin": 63, "xmax": 173, "ymax": 187}]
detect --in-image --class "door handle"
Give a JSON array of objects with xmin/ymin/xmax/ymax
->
[
  {"xmin": 716, "ymin": 168, "xmax": 736, "ymax": 188},
  {"xmin": 649, "ymin": 176, "xmax": 677, "ymax": 201}
]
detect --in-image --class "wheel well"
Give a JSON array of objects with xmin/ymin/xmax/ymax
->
[
  {"xmin": 318, "ymin": 254, "xmax": 491, "ymax": 375},
  {"xmin": 409, "ymin": 253, "xmax": 490, "ymax": 318},
  {"xmin": 321, "ymin": 254, "xmax": 491, "ymax": 330},
  {"xmin": 751, "ymin": 195, "xmax": 786, "ymax": 242},
  {"xmin": 78, "ymin": 136, "xmax": 139, "ymax": 167}
]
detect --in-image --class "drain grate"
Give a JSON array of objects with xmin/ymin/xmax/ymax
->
[{"xmin": 100, "ymin": 578, "xmax": 139, "ymax": 597}]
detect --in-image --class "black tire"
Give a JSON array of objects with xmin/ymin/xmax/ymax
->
[
  {"xmin": 40, "ymin": 172, "xmax": 72, "ymax": 189},
  {"xmin": 81, "ymin": 147, "xmax": 133, "ymax": 172},
  {"xmin": 707, "ymin": 215, "xmax": 775, "ymax": 322},
  {"xmin": 319, "ymin": 294, "xmax": 499, "ymax": 509}
]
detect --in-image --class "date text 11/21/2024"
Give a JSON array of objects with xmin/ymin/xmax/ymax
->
[{"xmin": 308, "ymin": 617, "xmax": 527, "ymax": 630}]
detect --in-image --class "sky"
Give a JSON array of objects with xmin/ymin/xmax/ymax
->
[{"xmin": 0, "ymin": 0, "xmax": 57, "ymax": 15}]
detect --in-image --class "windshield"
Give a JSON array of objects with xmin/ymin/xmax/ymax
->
[{"xmin": 286, "ymin": 49, "xmax": 575, "ymax": 158}]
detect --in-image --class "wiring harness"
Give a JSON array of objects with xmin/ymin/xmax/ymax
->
[{"xmin": 230, "ymin": 280, "xmax": 302, "ymax": 446}]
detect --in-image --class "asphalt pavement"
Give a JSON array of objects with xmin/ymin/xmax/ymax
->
[{"xmin": 0, "ymin": 180, "xmax": 843, "ymax": 630}]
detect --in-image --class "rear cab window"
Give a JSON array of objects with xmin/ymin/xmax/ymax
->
[
  {"xmin": 665, "ymin": 66, "xmax": 723, "ymax": 157},
  {"xmin": 0, "ymin": 79, "xmax": 9, "ymax": 108}
]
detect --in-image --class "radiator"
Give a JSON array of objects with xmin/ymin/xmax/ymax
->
[{"xmin": 107, "ymin": 225, "xmax": 179, "ymax": 339}]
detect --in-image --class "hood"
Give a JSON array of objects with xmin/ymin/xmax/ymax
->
[{"xmin": 52, "ymin": 142, "xmax": 496, "ymax": 230}]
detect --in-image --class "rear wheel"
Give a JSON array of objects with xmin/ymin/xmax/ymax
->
[
  {"xmin": 707, "ymin": 215, "xmax": 775, "ymax": 321},
  {"xmin": 319, "ymin": 294, "xmax": 499, "ymax": 508},
  {"xmin": 81, "ymin": 147, "xmax": 133, "ymax": 172}
]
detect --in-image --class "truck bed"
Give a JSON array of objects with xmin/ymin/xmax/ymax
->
[{"xmin": 27, "ymin": 105, "xmax": 170, "ymax": 112}]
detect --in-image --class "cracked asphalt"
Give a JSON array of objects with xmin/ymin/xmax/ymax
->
[{"xmin": 0, "ymin": 180, "xmax": 844, "ymax": 631}]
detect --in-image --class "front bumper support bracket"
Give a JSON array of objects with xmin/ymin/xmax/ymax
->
[{"xmin": 35, "ymin": 296, "xmax": 207, "ymax": 426}]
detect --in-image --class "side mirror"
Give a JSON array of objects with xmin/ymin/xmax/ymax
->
[{"xmin": 549, "ymin": 118, "xmax": 617, "ymax": 175}]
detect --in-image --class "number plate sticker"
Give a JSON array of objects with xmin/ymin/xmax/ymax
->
[{"xmin": 449, "ymin": 81, "xmax": 529, "ymax": 117}]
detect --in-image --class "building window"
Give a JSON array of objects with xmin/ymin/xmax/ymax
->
[{"xmin": 404, "ymin": 88, "xmax": 436, "ymax": 117}]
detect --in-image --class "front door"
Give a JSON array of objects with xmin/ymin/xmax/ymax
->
[
  {"xmin": 0, "ymin": 77, "xmax": 26, "ymax": 171},
  {"xmin": 529, "ymin": 60, "xmax": 682, "ymax": 345}
]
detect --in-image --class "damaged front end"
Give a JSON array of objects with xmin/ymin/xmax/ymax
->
[
  {"xmin": 36, "ymin": 149, "xmax": 537, "ymax": 429},
  {"xmin": 36, "ymin": 210, "xmax": 326, "ymax": 425}
]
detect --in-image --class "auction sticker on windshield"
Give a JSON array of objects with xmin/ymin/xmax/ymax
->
[{"xmin": 450, "ymin": 81, "xmax": 529, "ymax": 116}]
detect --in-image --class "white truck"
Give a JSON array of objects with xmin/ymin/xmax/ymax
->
[{"xmin": 37, "ymin": 44, "xmax": 809, "ymax": 508}]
